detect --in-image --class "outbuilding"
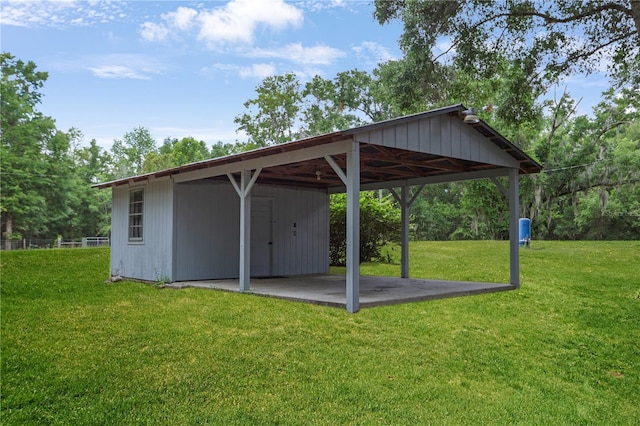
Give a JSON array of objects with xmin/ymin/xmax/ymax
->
[{"xmin": 95, "ymin": 105, "xmax": 541, "ymax": 312}]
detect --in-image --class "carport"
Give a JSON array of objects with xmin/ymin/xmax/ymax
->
[{"xmin": 97, "ymin": 104, "xmax": 541, "ymax": 313}]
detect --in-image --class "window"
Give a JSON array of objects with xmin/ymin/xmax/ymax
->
[{"xmin": 128, "ymin": 188, "xmax": 144, "ymax": 242}]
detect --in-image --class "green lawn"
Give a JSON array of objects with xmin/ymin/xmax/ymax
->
[{"xmin": 1, "ymin": 241, "xmax": 639, "ymax": 425}]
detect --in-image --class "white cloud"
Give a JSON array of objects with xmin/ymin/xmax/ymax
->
[
  {"xmin": 140, "ymin": 6, "xmax": 198, "ymax": 41},
  {"xmin": 247, "ymin": 43, "xmax": 345, "ymax": 65},
  {"xmin": 239, "ymin": 63, "xmax": 277, "ymax": 79},
  {"xmin": 302, "ymin": 0, "xmax": 358, "ymax": 13},
  {"xmin": 352, "ymin": 41, "xmax": 396, "ymax": 65},
  {"xmin": 202, "ymin": 61, "xmax": 328, "ymax": 84},
  {"xmin": 197, "ymin": 0, "xmax": 303, "ymax": 47},
  {"xmin": 139, "ymin": 0, "xmax": 303, "ymax": 48},
  {"xmin": 203, "ymin": 62, "xmax": 277, "ymax": 79},
  {"xmin": 89, "ymin": 65, "xmax": 150, "ymax": 80},
  {"xmin": 165, "ymin": 6, "xmax": 197, "ymax": 31},
  {"xmin": 140, "ymin": 21, "xmax": 169, "ymax": 42},
  {"xmin": 80, "ymin": 54, "xmax": 167, "ymax": 80},
  {"xmin": 0, "ymin": 0, "xmax": 129, "ymax": 28},
  {"xmin": 289, "ymin": 66, "xmax": 325, "ymax": 82}
]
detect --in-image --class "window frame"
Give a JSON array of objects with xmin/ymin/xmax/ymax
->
[{"xmin": 128, "ymin": 187, "xmax": 144, "ymax": 244}]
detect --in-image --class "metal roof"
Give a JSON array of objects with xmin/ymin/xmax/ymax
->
[{"xmin": 94, "ymin": 104, "xmax": 542, "ymax": 190}]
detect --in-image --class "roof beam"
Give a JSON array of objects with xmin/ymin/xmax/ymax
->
[
  {"xmin": 324, "ymin": 155, "xmax": 347, "ymax": 185},
  {"xmin": 328, "ymin": 168, "xmax": 511, "ymax": 194},
  {"xmin": 360, "ymin": 151, "xmax": 467, "ymax": 173},
  {"xmin": 173, "ymin": 139, "xmax": 353, "ymax": 183}
]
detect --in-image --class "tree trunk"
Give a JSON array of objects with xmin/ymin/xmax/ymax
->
[
  {"xmin": 4, "ymin": 213, "xmax": 12, "ymax": 251},
  {"xmin": 631, "ymin": 1, "xmax": 640, "ymax": 36}
]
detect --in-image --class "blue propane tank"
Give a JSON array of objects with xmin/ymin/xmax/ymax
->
[{"xmin": 519, "ymin": 218, "xmax": 531, "ymax": 247}]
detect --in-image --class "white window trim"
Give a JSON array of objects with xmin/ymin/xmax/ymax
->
[{"xmin": 128, "ymin": 187, "xmax": 144, "ymax": 244}]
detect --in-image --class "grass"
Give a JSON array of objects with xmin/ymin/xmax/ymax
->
[{"xmin": 1, "ymin": 241, "xmax": 639, "ymax": 425}]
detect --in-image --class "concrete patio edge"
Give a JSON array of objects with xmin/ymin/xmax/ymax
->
[{"xmin": 167, "ymin": 274, "xmax": 517, "ymax": 310}]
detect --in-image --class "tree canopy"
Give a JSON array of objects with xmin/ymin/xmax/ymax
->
[
  {"xmin": 1, "ymin": 53, "xmax": 61, "ymax": 243},
  {"xmin": 111, "ymin": 126, "xmax": 157, "ymax": 178},
  {"xmin": 234, "ymin": 73, "xmax": 302, "ymax": 146},
  {"xmin": 374, "ymin": 0, "xmax": 640, "ymax": 104}
]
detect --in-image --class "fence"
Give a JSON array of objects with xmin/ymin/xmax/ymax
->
[{"xmin": 0, "ymin": 237, "xmax": 110, "ymax": 250}]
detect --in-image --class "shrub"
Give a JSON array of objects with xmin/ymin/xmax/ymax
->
[{"xmin": 329, "ymin": 191, "xmax": 400, "ymax": 265}]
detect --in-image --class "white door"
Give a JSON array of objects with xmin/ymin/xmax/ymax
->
[{"xmin": 251, "ymin": 198, "xmax": 273, "ymax": 277}]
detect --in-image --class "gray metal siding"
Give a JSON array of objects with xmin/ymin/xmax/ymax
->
[
  {"xmin": 355, "ymin": 116, "xmax": 519, "ymax": 168},
  {"xmin": 174, "ymin": 181, "xmax": 240, "ymax": 280},
  {"xmin": 407, "ymin": 121, "xmax": 420, "ymax": 151},
  {"xmin": 110, "ymin": 179, "xmax": 174, "ymax": 282},
  {"xmin": 173, "ymin": 181, "xmax": 329, "ymax": 281},
  {"xmin": 253, "ymin": 185, "xmax": 329, "ymax": 277}
]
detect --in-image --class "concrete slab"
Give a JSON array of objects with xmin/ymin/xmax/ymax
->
[{"xmin": 167, "ymin": 274, "xmax": 515, "ymax": 309}]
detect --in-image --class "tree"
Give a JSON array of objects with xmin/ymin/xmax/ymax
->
[
  {"xmin": 372, "ymin": 59, "xmax": 435, "ymax": 115},
  {"xmin": 41, "ymin": 128, "xmax": 83, "ymax": 238},
  {"xmin": 210, "ymin": 140, "xmax": 242, "ymax": 158},
  {"xmin": 301, "ymin": 75, "xmax": 356, "ymax": 136},
  {"xmin": 143, "ymin": 136, "xmax": 211, "ymax": 173},
  {"xmin": 329, "ymin": 192, "xmax": 400, "ymax": 265},
  {"xmin": 519, "ymin": 85, "xmax": 640, "ymax": 239},
  {"xmin": 111, "ymin": 126, "xmax": 157, "ymax": 178},
  {"xmin": 301, "ymin": 69, "xmax": 396, "ymax": 137},
  {"xmin": 566, "ymin": 88, "xmax": 640, "ymax": 238},
  {"xmin": 409, "ymin": 184, "xmax": 462, "ymax": 240},
  {"xmin": 374, "ymin": 1, "xmax": 640, "ymax": 92},
  {"xmin": 1, "ymin": 53, "xmax": 116, "ymax": 243},
  {"xmin": 1, "ymin": 52, "xmax": 58, "ymax": 246},
  {"xmin": 366, "ymin": 53, "xmax": 546, "ymax": 138},
  {"xmin": 452, "ymin": 180, "xmax": 509, "ymax": 240},
  {"xmin": 71, "ymin": 138, "xmax": 113, "ymax": 237},
  {"xmin": 234, "ymin": 73, "xmax": 302, "ymax": 146}
]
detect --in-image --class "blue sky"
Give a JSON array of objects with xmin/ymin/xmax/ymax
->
[{"xmin": 1, "ymin": 0, "xmax": 610, "ymax": 150}]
